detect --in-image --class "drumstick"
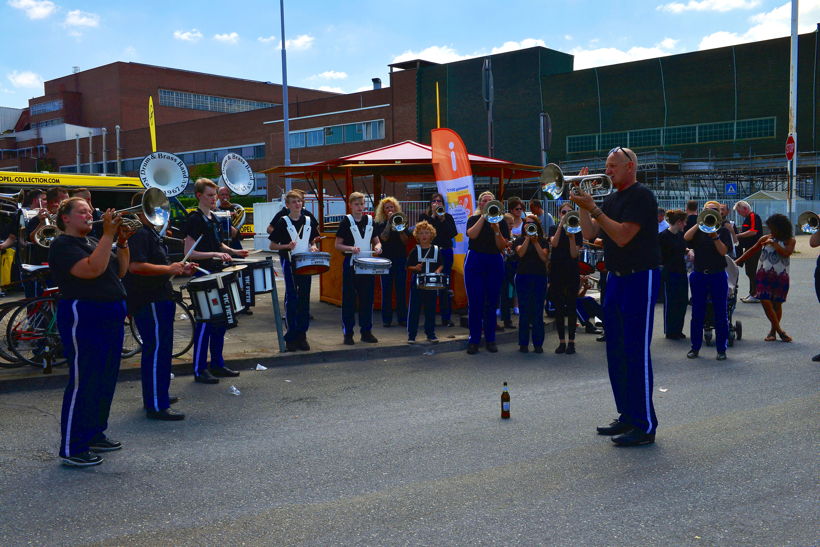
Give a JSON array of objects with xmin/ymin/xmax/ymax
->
[
  {"xmin": 245, "ymin": 249, "xmax": 263, "ymax": 255},
  {"xmin": 170, "ymin": 235, "xmax": 204, "ymax": 281}
]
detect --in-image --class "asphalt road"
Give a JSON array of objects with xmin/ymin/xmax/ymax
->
[{"xmin": 1, "ymin": 258, "xmax": 817, "ymax": 546}]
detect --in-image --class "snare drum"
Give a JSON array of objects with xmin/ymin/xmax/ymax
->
[
  {"xmin": 185, "ymin": 271, "xmax": 244, "ymax": 328},
  {"xmin": 292, "ymin": 252, "xmax": 331, "ymax": 275},
  {"xmin": 579, "ymin": 246, "xmax": 605, "ymax": 276},
  {"xmin": 352, "ymin": 256, "xmax": 392, "ymax": 275},
  {"xmin": 231, "ymin": 258, "xmax": 275, "ymax": 296},
  {"xmin": 416, "ymin": 272, "xmax": 449, "ymax": 290},
  {"xmin": 222, "ymin": 264, "xmax": 252, "ymax": 308}
]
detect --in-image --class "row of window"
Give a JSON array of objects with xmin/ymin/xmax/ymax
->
[
  {"xmin": 30, "ymin": 99, "xmax": 63, "ymax": 116},
  {"xmin": 288, "ymin": 119, "xmax": 385, "ymax": 149},
  {"xmin": 158, "ymin": 88, "xmax": 276, "ymax": 114},
  {"xmin": 0, "ymin": 145, "xmax": 48, "ymax": 160},
  {"xmin": 32, "ymin": 118, "xmax": 64, "ymax": 129},
  {"xmin": 566, "ymin": 117, "xmax": 776, "ymax": 153}
]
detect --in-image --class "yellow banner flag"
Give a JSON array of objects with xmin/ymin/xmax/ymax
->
[{"xmin": 148, "ymin": 96, "xmax": 157, "ymax": 153}]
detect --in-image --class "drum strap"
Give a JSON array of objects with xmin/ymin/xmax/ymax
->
[
  {"xmin": 282, "ymin": 215, "xmax": 312, "ymax": 255},
  {"xmin": 416, "ymin": 245, "xmax": 439, "ymax": 274},
  {"xmin": 346, "ymin": 214, "xmax": 373, "ymax": 258}
]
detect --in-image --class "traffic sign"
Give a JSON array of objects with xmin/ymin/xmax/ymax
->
[
  {"xmin": 725, "ymin": 182, "xmax": 737, "ymax": 196},
  {"xmin": 785, "ymin": 134, "xmax": 796, "ymax": 161}
]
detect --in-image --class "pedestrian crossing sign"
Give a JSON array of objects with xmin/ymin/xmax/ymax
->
[{"xmin": 725, "ymin": 183, "xmax": 737, "ymax": 195}]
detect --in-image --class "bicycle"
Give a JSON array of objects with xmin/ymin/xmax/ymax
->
[
  {"xmin": 122, "ymin": 290, "xmax": 195, "ymax": 359},
  {"xmin": 5, "ymin": 291, "xmax": 67, "ymax": 372}
]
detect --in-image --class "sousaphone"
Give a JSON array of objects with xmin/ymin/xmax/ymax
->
[
  {"xmin": 139, "ymin": 152, "xmax": 189, "ymax": 197},
  {"xmin": 218, "ymin": 153, "xmax": 255, "ymax": 229}
]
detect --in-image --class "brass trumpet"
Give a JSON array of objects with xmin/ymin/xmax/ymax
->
[
  {"xmin": 390, "ymin": 213, "xmax": 406, "ymax": 231},
  {"xmin": 562, "ymin": 210, "xmax": 582, "ymax": 234},
  {"xmin": 797, "ymin": 211, "xmax": 818, "ymax": 234},
  {"xmin": 435, "ymin": 206, "xmax": 446, "ymax": 216},
  {"xmin": 697, "ymin": 209, "xmax": 722, "ymax": 234},
  {"xmin": 482, "ymin": 200, "xmax": 504, "ymax": 224},
  {"xmin": 89, "ymin": 188, "xmax": 170, "ymax": 229},
  {"xmin": 524, "ymin": 223, "xmax": 539, "ymax": 236},
  {"xmin": 540, "ymin": 163, "xmax": 613, "ymax": 201}
]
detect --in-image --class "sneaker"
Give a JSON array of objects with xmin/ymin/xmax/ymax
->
[
  {"xmin": 343, "ymin": 334, "xmax": 355, "ymax": 346},
  {"xmin": 408, "ymin": 338, "xmax": 416, "ymax": 344},
  {"xmin": 486, "ymin": 342, "xmax": 498, "ymax": 353},
  {"xmin": 741, "ymin": 295, "xmax": 760, "ymax": 303},
  {"xmin": 62, "ymin": 451, "xmax": 103, "ymax": 467},
  {"xmin": 687, "ymin": 349, "xmax": 699, "ymax": 359},
  {"xmin": 89, "ymin": 437, "xmax": 122, "ymax": 452},
  {"xmin": 555, "ymin": 342, "xmax": 566, "ymax": 354},
  {"xmin": 427, "ymin": 336, "xmax": 439, "ymax": 344},
  {"xmin": 361, "ymin": 332, "xmax": 378, "ymax": 343},
  {"xmin": 466, "ymin": 343, "xmax": 479, "ymax": 354},
  {"xmin": 716, "ymin": 352, "xmax": 727, "ymax": 361}
]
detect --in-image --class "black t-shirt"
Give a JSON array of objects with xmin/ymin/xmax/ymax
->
[
  {"xmin": 658, "ymin": 229, "xmax": 687, "ymax": 274},
  {"xmin": 417, "ymin": 213, "xmax": 458, "ymax": 249},
  {"xmin": 124, "ymin": 225, "xmax": 173, "ymax": 313},
  {"xmin": 183, "ymin": 209, "xmax": 224, "ymax": 273},
  {"xmin": 548, "ymin": 226, "xmax": 582, "ymax": 279},
  {"xmin": 26, "ymin": 216, "xmax": 50, "ymax": 265},
  {"xmin": 48, "ymin": 234, "xmax": 126, "ymax": 301},
  {"xmin": 512, "ymin": 236, "xmax": 548, "ymax": 276},
  {"xmin": 269, "ymin": 206, "xmax": 315, "ymax": 230},
  {"xmin": 268, "ymin": 213, "xmax": 320, "ymax": 259},
  {"xmin": 0, "ymin": 216, "xmax": 14, "ymax": 242},
  {"xmin": 374, "ymin": 221, "xmax": 410, "ymax": 260},
  {"xmin": 407, "ymin": 245, "xmax": 442, "ymax": 275},
  {"xmin": 684, "ymin": 213, "xmax": 698, "ymax": 233},
  {"xmin": 466, "ymin": 215, "xmax": 510, "ymax": 254},
  {"xmin": 691, "ymin": 227, "xmax": 733, "ymax": 272},
  {"xmin": 335, "ymin": 215, "xmax": 375, "ymax": 251},
  {"xmin": 739, "ymin": 212, "xmax": 763, "ymax": 249},
  {"xmin": 600, "ymin": 183, "xmax": 661, "ymax": 273}
]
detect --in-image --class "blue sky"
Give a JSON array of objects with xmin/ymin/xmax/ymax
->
[{"xmin": 2, "ymin": 0, "xmax": 819, "ymax": 109}]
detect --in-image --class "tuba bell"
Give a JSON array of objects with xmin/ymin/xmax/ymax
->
[
  {"xmin": 390, "ymin": 213, "xmax": 406, "ymax": 232},
  {"xmin": 139, "ymin": 152, "xmax": 190, "ymax": 197},
  {"xmin": 797, "ymin": 211, "xmax": 818, "ymax": 234},
  {"xmin": 562, "ymin": 210, "xmax": 582, "ymax": 234},
  {"xmin": 219, "ymin": 153, "xmax": 255, "ymax": 196},
  {"xmin": 482, "ymin": 200, "xmax": 504, "ymax": 223},
  {"xmin": 539, "ymin": 163, "xmax": 613, "ymax": 201},
  {"xmin": 697, "ymin": 209, "xmax": 722, "ymax": 234}
]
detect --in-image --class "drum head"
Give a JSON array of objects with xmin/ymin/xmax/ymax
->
[{"xmin": 222, "ymin": 265, "xmax": 247, "ymax": 273}]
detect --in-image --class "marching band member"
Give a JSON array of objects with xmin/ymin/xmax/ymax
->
[
  {"xmin": 464, "ymin": 191, "xmax": 509, "ymax": 354},
  {"xmin": 335, "ymin": 192, "xmax": 382, "ymax": 345},
  {"xmin": 217, "ymin": 186, "xmax": 244, "ymax": 251},
  {"xmin": 49, "ymin": 197, "xmax": 133, "ymax": 466},
  {"xmin": 571, "ymin": 146, "xmax": 661, "ymax": 446},
  {"xmin": 417, "ymin": 193, "xmax": 458, "ymax": 327},
  {"xmin": 658, "ymin": 209, "xmax": 688, "ymax": 339},
  {"xmin": 269, "ymin": 190, "xmax": 320, "ymax": 352},
  {"xmin": 406, "ymin": 221, "xmax": 442, "ymax": 344},
  {"xmin": 25, "ymin": 187, "xmax": 66, "ymax": 296},
  {"xmin": 70, "ymin": 188, "xmax": 103, "ymax": 238},
  {"xmin": 501, "ymin": 198, "xmax": 525, "ymax": 328},
  {"xmin": 374, "ymin": 197, "xmax": 409, "ymax": 328},
  {"xmin": 513, "ymin": 215, "xmax": 548, "ymax": 353},
  {"xmin": 684, "ymin": 201, "xmax": 732, "ymax": 360},
  {"xmin": 183, "ymin": 178, "xmax": 249, "ymax": 384},
  {"xmin": 549, "ymin": 202, "xmax": 582, "ymax": 355},
  {"xmin": 267, "ymin": 188, "xmax": 316, "ymax": 234},
  {"xmin": 125, "ymin": 191, "xmax": 196, "ymax": 421}
]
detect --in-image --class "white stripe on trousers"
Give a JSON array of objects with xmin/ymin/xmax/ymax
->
[
  {"xmin": 643, "ymin": 269, "xmax": 654, "ymax": 434},
  {"xmin": 64, "ymin": 301, "xmax": 80, "ymax": 457},
  {"xmin": 193, "ymin": 322, "xmax": 207, "ymax": 375},
  {"xmin": 151, "ymin": 302, "xmax": 160, "ymax": 411}
]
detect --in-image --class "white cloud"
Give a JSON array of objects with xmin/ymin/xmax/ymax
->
[
  {"xmin": 64, "ymin": 9, "xmax": 99, "ymax": 27},
  {"xmin": 698, "ymin": 0, "xmax": 820, "ymax": 50},
  {"xmin": 257, "ymin": 35, "xmax": 277, "ymax": 44},
  {"xmin": 214, "ymin": 32, "xmax": 239, "ymax": 44},
  {"xmin": 309, "ymin": 70, "xmax": 348, "ymax": 80},
  {"xmin": 8, "ymin": 0, "xmax": 56, "ymax": 20},
  {"xmin": 173, "ymin": 29, "xmax": 203, "ymax": 42},
  {"xmin": 354, "ymin": 85, "xmax": 373, "ymax": 92},
  {"xmin": 392, "ymin": 45, "xmax": 471, "ymax": 65},
  {"xmin": 564, "ymin": 34, "xmax": 573, "ymax": 41},
  {"xmin": 657, "ymin": 0, "xmax": 760, "ymax": 13},
  {"xmin": 491, "ymin": 38, "xmax": 547, "ymax": 54},
  {"xmin": 317, "ymin": 85, "xmax": 344, "ymax": 93},
  {"xmin": 283, "ymin": 34, "xmax": 314, "ymax": 50},
  {"xmin": 7, "ymin": 70, "xmax": 43, "ymax": 88},
  {"xmin": 123, "ymin": 46, "xmax": 138, "ymax": 60},
  {"xmin": 571, "ymin": 38, "xmax": 680, "ymax": 69}
]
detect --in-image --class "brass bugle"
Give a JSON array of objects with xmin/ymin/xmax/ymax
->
[
  {"xmin": 562, "ymin": 210, "xmax": 582, "ymax": 234},
  {"xmin": 540, "ymin": 163, "xmax": 613, "ymax": 201},
  {"xmin": 697, "ymin": 209, "xmax": 721, "ymax": 234},
  {"xmin": 435, "ymin": 206, "xmax": 445, "ymax": 216},
  {"xmin": 482, "ymin": 200, "xmax": 504, "ymax": 223},
  {"xmin": 797, "ymin": 211, "xmax": 818, "ymax": 234},
  {"xmin": 90, "ymin": 187, "xmax": 170, "ymax": 228},
  {"xmin": 525, "ymin": 223, "xmax": 539, "ymax": 236},
  {"xmin": 390, "ymin": 213, "xmax": 406, "ymax": 231}
]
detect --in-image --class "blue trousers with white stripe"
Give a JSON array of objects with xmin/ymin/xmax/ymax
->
[
  {"xmin": 342, "ymin": 255, "xmax": 374, "ymax": 335},
  {"xmin": 133, "ymin": 300, "xmax": 174, "ymax": 412},
  {"xmin": 193, "ymin": 321, "xmax": 227, "ymax": 375},
  {"xmin": 603, "ymin": 269, "xmax": 659, "ymax": 435},
  {"xmin": 464, "ymin": 250, "xmax": 504, "ymax": 345},
  {"xmin": 57, "ymin": 299, "xmax": 126, "ymax": 458},
  {"xmin": 407, "ymin": 277, "xmax": 436, "ymax": 340},
  {"xmin": 281, "ymin": 256, "xmax": 312, "ymax": 342},
  {"xmin": 689, "ymin": 270, "xmax": 729, "ymax": 353}
]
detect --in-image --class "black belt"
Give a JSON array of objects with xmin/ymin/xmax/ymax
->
[
  {"xmin": 695, "ymin": 268, "xmax": 722, "ymax": 275},
  {"xmin": 610, "ymin": 268, "xmax": 650, "ymax": 277}
]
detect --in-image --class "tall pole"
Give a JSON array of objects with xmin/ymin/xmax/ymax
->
[
  {"xmin": 75, "ymin": 134, "xmax": 80, "ymax": 173},
  {"xmin": 115, "ymin": 125, "xmax": 122, "ymax": 176},
  {"xmin": 88, "ymin": 131, "xmax": 94, "ymax": 174},
  {"xmin": 280, "ymin": 0, "xmax": 292, "ymax": 193},
  {"xmin": 101, "ymin": 127, "xmax": 108, "ymax": 175},
  {"xmin": 787, "ymin": 0, "xmax": 799, "ymax": 218},
  {"xmin": 482, "ymin": 58, "xmax": 494, "ymax": 158}
]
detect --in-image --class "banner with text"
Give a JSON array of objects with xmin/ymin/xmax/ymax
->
[{"xmin": 431, "ymin": 128, "xmax": 476, "ymax": 259}]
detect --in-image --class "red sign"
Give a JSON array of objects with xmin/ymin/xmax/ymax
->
[{"xmin": 785, "ymin": 134, "xmax": 796, "ymax": 161}]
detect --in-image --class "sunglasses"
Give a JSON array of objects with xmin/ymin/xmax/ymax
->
[
  {"xmin": 512, "ymin": 207, "xmax": 523, "ymax": 211},
  {"xmin": 609, "ymin": 146, "xmax": 633, "ymax": 162}
]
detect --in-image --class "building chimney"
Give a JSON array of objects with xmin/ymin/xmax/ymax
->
[
  {"xmin": 72, "ymin": 66, "xmax": 80, "ymax": 74},
  {"xmin": 371, "ymin": 78, "xmax": 382, "ymax": 90}
]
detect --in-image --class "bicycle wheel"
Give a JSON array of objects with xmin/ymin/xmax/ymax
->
[
  {"xmin": 172, "ymin": 299, "xmax": 195, "ymax": 358},
  {"xmin": 6, "ymin": 296, "xmax": 67, "ymax": 368},
  {"xmin": 122, "ymin": 315, "xmax": 142, "ymax": 358},
  {"xmin": 0, "ymin": 302, "xmax": 25, "ymax": 367}
]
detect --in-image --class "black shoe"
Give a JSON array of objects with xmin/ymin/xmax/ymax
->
[
  {"xmin": 62, "ymin": 451, "xmax": 103, "ymax": 467},
  {"xmin": 612, "ymin": 428, "xmax": 655, "ymax": 446},
  {"xmin": 195, "ymin": 370, "xmax": 219, "ymax": 384},
  {"xmin": 533, "ymin": 346, "xmax": 544, "ymax": 354},
  {"xmin": 666, "ymin": 333, "xmax": 687, "ymax": 340},
  {"xmin": 596, "ymin": 419, "xmax": 632, "ymax": 436},
  {"xmin": 555, "ymin": 343, "xmax": 566, "ymax": 354},
  {"xmin": 503, "ymin": 320, "xmax": 514, "ymax": 329},
  {"xmin": 443, "ymin": 320, "xmax": 455, "ymax": 327},
  {"xmin": 427, "ymin": 336, "xmax": 439, "ymax": 344},
  {"xmin": 467, "ymin": 343, "xmax": 479, "ymax": 355},
  {"xmin": 343, "ymin": 335, "xmax": 355, "ymax": 345},
  {"xmin": 687, "ymin": 349, "xmax": 699, "ymax": 359},
  {"xmin": 89, "ymin": 437, "xmax": 122, "ymax": 453},
  {"xmin": 585, "ymin": 324, "xmax": 603, "ymax": 334},
  {"xmin": 486, "ymin": 342, "xmax": 498, "ymax": 353},
  {"xmin": 716, "ymin": 352, "xmax": 727, "ymax": 361},
  {"xmin": 383, "ymin": 323, "xmax": 392, "ymax": 328},
  {"xmin": 241, "ymin": 309, "xmax": 253, "ymax": 315},
  {"xmin": 565, "ymin": 342, "xmax": 576, "ymax": 355},
  {"xmin": 298, "ymin": 339, "xmax": 311, "ymax": 351},
  {"xmin": 210, "ymin": 366, "xmax": 239, "ymax": 378},
  {"xmin": 813, "ymin": 354, "xmax": 820, "ymax": 362},
  {"xmin": 596, "ymin": 335, "xmax": 606, "ymax": 342},
  {"xmin": 169, "ymin": 396, "xmax": 179, "ymax": 405},
  {"xmin": 398, "ymin": 320, "xmax": 406, "ymax": 326},
  {"xmin": 519, "ymin": 345, "xmax": 529, "ymax": 353},
  {"xmin": 146, "ymin": 408, "xmax": 186, "ymax": 421},
  {"xmin": 361, "ymin": 332, "xmax": 378, "ymax": 343},
  {"xmin": 286, "ymin": 340, "xmax": 300, "ymax": 352}
]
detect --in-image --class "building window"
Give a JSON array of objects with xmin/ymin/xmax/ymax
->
[
  {"xmin": 566, "ymin": 135, "xmax": 597, "ymax": 153},
  {"xmin": 599, "ymin": 132, "xmax": 628, "ymax": 152},
  {"xmin": 698, "ymin": 121, "xmax": 734, "ymax": 143},
  {"xmin": 158, "ymin": 88, "xmax": 276, "ymax": 114},
  {"xmin": 628, "ymin": 128, "xmax": 661, "ymax": 148},
  {"xmin": 736, "ymin": 117, "xmax": 775, "ymax": 140},
  {"xmin": 33, "ymin": 118, "xmax": 64, "ymax": 129},
  {"xmin": 288, "ymin": 119, "xmax": 384, "ymax": 149},
  {"xmin": 664, "ymin": 125, "xmax": 697, "ymax": 145},
  {"xmin": 289, "ymin": 133, "xmax": 306, "ymax": 149},
  {"xmin": 30, "ymin": 99, "xmax": 63, "ymax": 116}
]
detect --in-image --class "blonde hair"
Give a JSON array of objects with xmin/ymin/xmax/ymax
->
[
  {"xmin": 348, "ymin": 192, "xmax": 365, "ymax": 205},
  {"xmin": 472, "ymin": 191, "xmax": 496, "ymax": 216},
  {"xmin": 704, "ymin": 201, "xmax": 721, "ymax": 211},
  {"xmin": 194, "ymin": 178, "xmax": 217, "ymax": 195},
  {"xmin": 413, "ymin": 220, "xmax": 437, "ymax": 239},
  {"xmin": 285, "ymin": 190, "xmax": 303, "ymax": 203},
  {"xmin": 374, "ymin": 196, "xmax": 402, "ymax": 223}
]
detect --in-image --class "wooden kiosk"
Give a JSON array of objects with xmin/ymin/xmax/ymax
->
[{"xmin": 263, "ymin": 140, "xmax": 540, "ymax": 310}]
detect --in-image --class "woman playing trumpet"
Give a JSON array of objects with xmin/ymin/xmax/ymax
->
[
  {"xmin": 513, "ymin": 215, "xmax": 549, "ymax": 353},
  {"xmin": 549, "ymin": 202, "xmax": 582, "ymax": 354},
  {"xmin": 374, "ymin": 197, "xmax": 409, "ymax": 328}
]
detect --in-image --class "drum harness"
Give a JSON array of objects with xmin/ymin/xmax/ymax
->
[
  {"xmin": 416, "ymin": 245, "xmax": 439, "ymax": 274},
  {"xmin": 282, "ymin": 215, "xmax": 313, "ymax": 266},
  {"xmin": 346, "ymin": 213, "xmax": 373, "ymax": 269}
]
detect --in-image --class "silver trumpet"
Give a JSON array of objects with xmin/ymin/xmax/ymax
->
[
  {"xmin": 390, "ymin": 213, "xmax": 406, "ymax": 231},
  {"xmin": 525, "ymin": 223, "xmax": 539, "ymax": 236},
  {"xmin": 482, "ymin": 200, "xmax": 504, "ymax": 223},
  {"xmin": 562, "ymin": 210, "xmax": 583, "ymax": 234},
  {"xmin": 797, "ymin": 211, "xmax": 818, "ymax": 234},
  {"xmin": 435, "ymin": 206, "xmax": 446, "ymax": 216},
  {"xmin": 90, "ymin": 187, "xmax": 170, "ymax": 229},
  {"xmin": 697, "ymin": 209, "xmax": 722, "ymax": 234},
  {"xmin": 540, "ymin": 163, "xmax": 613, "ymax": 201}
]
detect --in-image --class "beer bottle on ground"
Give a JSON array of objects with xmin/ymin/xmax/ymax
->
[{"xmin": 501, "ymin": 382, "xmax": 510, "ymax": 419}]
